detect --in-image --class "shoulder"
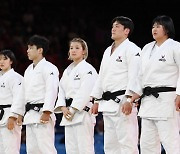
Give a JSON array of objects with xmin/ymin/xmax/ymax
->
[
  {"xmin": 170, "ymin": 39, "xmax": 180, "ymax": 47},
  {"xmin": 8, "ymin": 71, "xmax": 23, "ymax": 82},
  {"xmin": 44, "ymin": 61, "xmax": 59, "ymax": 72},
  {"xmin": 80, "ymin": 61, "xmax": 97, "ymax": 74},
  {"xmin": 142, "ymin": 41, "xmax": 155, "ymax": 50},
  {"xmin": 25, "ymin": 63, "xmax": 33, "ymax": 71},
  {"xmin": 126, "ymin": 41, "xmax": 141, "ymax": 55},
  {"xmin": 14, "ymin": 72, "xmax": 23, "ymax": 79},
  {"xmin": 104, "ymin": 46, "xmax": 111, "ymax": 55},
  {"xmin": 140, "ymin": 41, "xmax": 155, "ymax": 55},
  {"xmin": 128, "ymin": 41, "xmax": 140, "ymax": 49}
]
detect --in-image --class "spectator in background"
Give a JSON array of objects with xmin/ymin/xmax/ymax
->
[
  {"xmin": 0, "ymin": 49, "xmax": 23, "ymax": 154},
  {"xmin": 54, "ymin": 38, "xmax": 98, "ymax": 154}
]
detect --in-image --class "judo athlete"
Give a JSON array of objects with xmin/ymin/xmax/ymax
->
[
  {"xmin": 90, "ymin": 16, "xmax": 141, "ymax": 154},
  {"xmin": 0, "ymin": 50, "xmax": 23, "ymax": 154},
  {"xmin": 54, "ymin": 38, "xmax": 98, "ymax": 154},
  {"xmin": 10, "ymin": 35, "xmax": 59, "ymax": 154},
  {"xmin": 130, "ymin": 15, "xmax": 180, "ymax": 154}
]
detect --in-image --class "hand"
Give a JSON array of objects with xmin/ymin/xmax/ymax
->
[
  {"xmin": 91, "ymin": 103, "xmax": 99, "ymax": 115},
  {"xmin": 131, "ymin": 93, "xmax": 141, "ymax": 107},
  {"xmin": 17, "ymin": 115, "xmax": 23, "ymax": 126},
  {"xmin": 40, "ymin": 111, "xmax": 51, "ymax": 124},
  {"xmin": 175, "ymin": 95, "xmax": 180, "ymax": 111},
  {"xmin": 61, "ymin": 106, "xmax": 72, "ymax": 120},
  {"xmin": 67, "ymin": 107, "xmax": 77, "ymax": 121},
  {"xmin": 121, "ymin": 102, "xmax": 133, "ymax": 115},
  {"xmin": 7, "ymin": 117, "xmax": 17, "ymax": 130},
  {"xmin": 61, "ymin": 106, "xmax": 76, "ymax": 121}
]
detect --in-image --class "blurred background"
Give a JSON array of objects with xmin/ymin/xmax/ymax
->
[{"xmin": 0, "ymin": 0, "xmax": 179, "ymax": 153}]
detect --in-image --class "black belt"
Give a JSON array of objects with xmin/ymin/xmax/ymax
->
[
  {"xmin": 95, "ymin": 90, "xmax": 126, "ymax": 103},
  {"xmin": 25, "ymin": 103, "xmax": 44, "ymax": 113},
  {"xmin": 65, "ymin": 98, "xmax": 90, "ymax": 112},
  {"xmin": 138, "ymin": 86, "xmax": 176, "ymax": 105},
  {"xmin": 0, "ymin": 105, "xmax": 11, "ymax": 120}
]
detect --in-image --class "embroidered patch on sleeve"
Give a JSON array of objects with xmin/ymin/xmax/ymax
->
[
  {"xmin": 135, "ymin": 53, "xmax": 140, "ymax": 56},
  {"xmin": 87, "ymin": 71, "xmax": 92, "ymax": 75}
]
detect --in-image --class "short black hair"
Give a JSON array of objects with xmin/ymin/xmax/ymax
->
[
  {"xmin": 27, "ymin": 35, "xmax": 49, "ymax": 56},
  {"xmin": 112, "ymin": 16, "xmax": 134, "ymax": 37},
  {"xmin": 0, "ymin": 49, "xmax": 17, "ymax": 69},
  {"xmin": 152, "ymin": 15, "xmax": 175, "ymax": 39}
]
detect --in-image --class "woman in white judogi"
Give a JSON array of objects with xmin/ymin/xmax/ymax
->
[
  {"xmin": 0, "ymin": 50, "xmax": 23, "ymax": 154},
  {"xmin": 90, "ymin": 16, "xmax": 141, "ymax": 154},
  {"xmin": 130, "ymin": 15, "xmax": 180, "ymax": 154},
  {"xmin": 54, "ymin": 38, "xmax": 98, "ymax": 154}
]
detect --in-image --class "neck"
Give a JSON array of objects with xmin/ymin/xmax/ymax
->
[
  {"xmin": 1, "ymin": 68, "xmax": 11, "ymax": 74},
  {"xmin": 111, "ymin": 38, "xmax": 127, "ymax": 53},
  {"xmin": 73, "ymin": 59, "xmax": 83, "ymax": 65},
  {"xmin": 156, "ymin": 37, "xmax": 168, "ymax": 47},
  {"xmin": 33, "ymin": 57, "xmax": 44, "ymax": 67}
]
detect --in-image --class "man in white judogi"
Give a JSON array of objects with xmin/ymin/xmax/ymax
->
[
  {"xmin": 130, "ymin": 15, "xmax": 180, "ymax": 154},
  {"xmin": 91, "ymin": 16, "xmax": 140, "ymax": 154},
  {"xmin": 10, "ymin": 35, "xmax": 59, "ymax": 154}
]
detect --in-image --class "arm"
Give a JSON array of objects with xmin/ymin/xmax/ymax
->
[
  {"xmin": 174, "ymin": 43, "xmax": 180, "ymax": 112},
  {"xmin": 54, "ymin": 75, "xmax": 66, "ymax": 113},
  {"xmin": 40, "ymin": 66, "xmax": 59, "ymax": 123},
  {"xmin": 7, "ymin": 75, "xmax": 24, "ymax": 130},
  {"xmin": 121, "ymin": 47, "xmax": 141, "ymax": 115},
  {"xmin": 54, "ymin": 74, "xmax": 73, "ymax": 120},
  {"xmin": 71, "ymin": 69, "xmax": 98, "ymax": 111}
]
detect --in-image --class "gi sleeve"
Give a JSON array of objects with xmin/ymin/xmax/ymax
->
[
  {"xmin": 174, "ymin": 43, "xmax": 180, "ymax": 95},
  {"xmin": 10, "ymin": 77, "xmax": 26, "ymax": 116},
  {"xmin": 54, "ymin": 74, "xmax": 66, "ymax": 113},
  {"xmin": 42, "ymin": 65, "xmax": 59, "ymax": 112},
  {"xmin": 71, "ymin": 70, "xmax": 98, "ymax": 111},
  {"xmin": 90, "ymin": 55, "xmax": 105, "ymax": 99},
  {"xmin": 125, "ymin": 46, "xmax": 142, "ymax": 96}
]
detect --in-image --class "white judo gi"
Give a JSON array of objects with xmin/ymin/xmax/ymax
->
[
  {"xmin": 11, "ymin": 58, "xmax": 59, "ymax": 154},
  {"xmin": 90, "ymin": 38, "xmax": 141, "ymax": 154},
  {"xmin": 54, "ymin": 60, "xmax": 98, "ymax": 154},
  {"xmin": 0, "ymin": 69, "xmax": 23, "ymax": 154},
  {"xmin": 132, "ymin": 39, "xmax": 180, "ymax": 154}
]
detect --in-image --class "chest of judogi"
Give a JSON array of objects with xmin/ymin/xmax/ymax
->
[
  {"xmin": 0, "ymin": 70, "xmax": 22, "ymax": 105},
  {"xmin": 0, "ymin": 75, "xmax": 12, "ymax": 104},
  {"xmin": 24, "ymin": 64, "xmax": 46, "ymax": 101},
  {"xmin": 0, "ymin": 69, "xmax": 22, "ymax": 125},
  {"xmin": 138, "ymin": 39, "xmax": 180, "ymax": 118},
  {"xmin": 101, "ymin": 44, "xmax": 130, "ymax": 92},
  {"xmin": 141, "ymin": 40, "xmax": 179, "ymax": 87}
]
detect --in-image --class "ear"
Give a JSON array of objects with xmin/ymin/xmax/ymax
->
[
  {"xmin": 38, "ymin": 48, "xmax": 43, "ymax": 54},
  {"xmin": 10, "ymin": 60, "xmax": 13, "ymax": 65},
  {"xmin": 124, "ymin": 28, "xmax": 130, "ymax": 35}
]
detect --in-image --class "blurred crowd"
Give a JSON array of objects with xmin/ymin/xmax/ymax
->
[
  {"xmin": 0, "ymin": 0, "xmax": 114, "ymax": 77},
  {"xmin": 0, "ymin": 0, "xmax": 111, "ymax": 142}
]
